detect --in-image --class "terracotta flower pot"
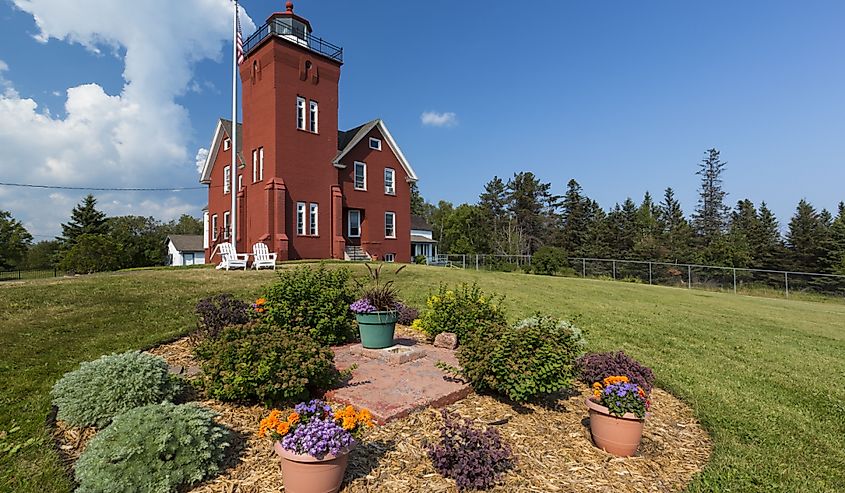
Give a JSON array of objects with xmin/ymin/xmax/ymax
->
[
  {"xmin": 585, "ymin": 397, "xmax": 645, "ymax": 457},
  {"xmin": 274, "ymin": 441, "xmax": 350, "ymax": 493}
]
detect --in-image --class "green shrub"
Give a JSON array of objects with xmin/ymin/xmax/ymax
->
[
  {"xmin": 50, "ymin": 351, "xmax": 181, "ymax": 428},
  {"xmin": 59, "ymin": 233, "xmax": 121, "ymax": 274},
  {"xmin": 74, "ymin": 402, "xmax": 229, "ymax": 493},
  {"xmin": 414, "ymin": 255, "xmax": 428, "ymax": 264},
  {"xmin": 264, "ymin": 265, "xmax": 356, "ymax": 345},
  {"xmin": 418, "ymin": 283, "xmax": 507, "ymax": 341},
  {"xmin": 530, "ymin": 246, "xmax": 567, "ymax": 275},
  {"xmin": 446, "ymin": 315, "xmax": 586, "ymax": 402},
  {"xmin": 195, "ymin": 322, "xmax": 343, "ymax": 404}
]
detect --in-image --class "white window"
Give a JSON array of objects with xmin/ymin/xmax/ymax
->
[
  {"xmin": 211, "ymin": 214, "xmax": 218, "ymax": 240},
  {"xmin": 223, "ymin": 138, "xmax": 231, "ymax": 151},
  {"xmin": 223, "ymin": 166, "xmax": 231, "ymax": 194},
  {"xmin": 384, "ymin": 253, "xmax": 395, "ymax": 262},
  {"xmin": 252, "ymin": 149, "xmax": 258, "ymax": 183},
  {"xmin": 353, "ymin": 162, "xmax": 366, "ymax": 190},
  {"xmin": 296, "ymin": 97, "xmax": 306, "ymax": 129},
  {"xmin": 238, "ymin": 174, "xmax": 243, "ymax": 191},
  {"xmin": 369, "ymin": 137, "xmax": 381, "ymax": 150},
  {"xmin": 297, "ymin": 202, "xmax": 306, "ymax": 235},
  {"xmin": 309, "ymin": 100, "xmax": 318, "ymax": 133},
  {"xmin": 223, "ymin": 211, "xmax": 231, "ymax": 239},
  {"xmin": 259, "ymin": 147, "xmax": 264, "ymax": 181},
  {"xmin": 348, "ymin": 210, "xmax": 361, "ymax": 238},
  {"xmin": 384, "ymin": 168, "xmax": 395, "ymax": 195},
  {"xmin": 309, "ymin": 203, "xmax": 319, "ymax": 235},
  {"xmin": 385, "ymin": 212, "xmax": 396, "ymax": 239}
]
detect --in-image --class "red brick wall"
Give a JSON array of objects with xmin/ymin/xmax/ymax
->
[{"xmin": 338, "ymin": 126, "xmax": 412, "ymax": 263}]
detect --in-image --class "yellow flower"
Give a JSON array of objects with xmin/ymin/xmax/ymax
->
[
  {"xmin": 342, "ymin": 416, "xmax": 356, "ymax": 430},
  {"xmin": 602, "ymin": 375, "xmax": 629, "ymax": 386},
  {"xmin": 287, "ymin": 412, "xmax": 300, "ymax": 425}
]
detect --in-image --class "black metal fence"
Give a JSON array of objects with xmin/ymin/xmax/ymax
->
[
  {"xmin": 242, "ymin": 18, "xmax": 343, "ymax": 62},
  {"xmin": 0, "ymin": 268, "xmax": 61, "ymax": 282}
]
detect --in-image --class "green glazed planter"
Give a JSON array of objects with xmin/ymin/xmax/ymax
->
[{"xmin": 355, "ymin": 311, "xmax": 398, "ymax": 349}]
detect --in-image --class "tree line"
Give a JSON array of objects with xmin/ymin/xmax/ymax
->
[
  {"xmin": 412, "ymin": 148, "xmax": 845, "ymax": 276},
  {"xmin": 0, "ymin": 194, "xmax": 203, "ymax": 273}
]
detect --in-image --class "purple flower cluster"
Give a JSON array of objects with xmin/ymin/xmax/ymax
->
[
  {"xmin": 295, "ymin": 399, "xmax": 333, "ymax": 418},
  {"xmin": 600, "ymin": 382, "xmax": 649, "ymax": 419},
  {"xmin": 350, "ymin": 298, "xmax": 377, "ymax": 314},
  {"xmin": 281, "ymin": 417, "xmax": 355, "ymax": 459}
]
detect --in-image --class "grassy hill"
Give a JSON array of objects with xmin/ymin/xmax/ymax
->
[{"xmin": 1, "ymin": 265, "xmax": 844, "ymax": 492}]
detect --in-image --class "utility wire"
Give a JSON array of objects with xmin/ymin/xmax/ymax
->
[{"xmin": 0, "ymin": 181, "xmax": 216, "ymax": 191}]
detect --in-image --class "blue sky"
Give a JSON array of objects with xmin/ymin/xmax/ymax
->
[{"xmin": 1, "ymin": 1, "xmax": 843, "ymax": 238}]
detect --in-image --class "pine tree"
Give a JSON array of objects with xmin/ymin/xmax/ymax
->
[
  {"xmin": 634, "ymin": 191, "xmax": 663, "ymax": 260},
  {"xmin": 756, "ymin": 202, "xmax": 785, "ymax": 269},
  {"xmin": 506, "ymin": 172, "xmax": 556, "ymax": 254},
  {"xmin": 558, "ymin": 179, "xmax": 590, "ymax": 255},
  {"xmin": 692, "ymin": 148, "xmax": 730, "ymax": 242},
  {"xmin": 478, "ymin": 176, "xmax": 509, "ymax": 252},
  {"xmin": 819, "ymin": 202, "xmax": 845, "ymax": 274},
  {"xmin": 658, "ymin": 188, "xmax": 693, "ymax": 262},
  {"xmin": 786, "ymin": 199, "xmax": 825, "ymax": 271},
  {"xmin": 58, "ymin": 194, "xmax": 108, "ymax": 246},
  {"xmin": 410, "ymin": 182, "xmax": 426, "ymax": 217}
]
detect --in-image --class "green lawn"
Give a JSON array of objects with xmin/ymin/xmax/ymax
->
[{"xmin": 1, "ymin": 265, "xmax": 844, "ymax": 492}]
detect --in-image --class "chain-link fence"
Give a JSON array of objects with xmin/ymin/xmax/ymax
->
[{"xmin": 423, "ymin": 254, "xmax": 845, "ymax": 299}]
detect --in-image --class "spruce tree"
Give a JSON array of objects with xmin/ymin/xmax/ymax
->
[
  {"xmin": 478, "ymin": 176, "xmax": 509, "ymax": 252},
  {"xmin": 819, "ymin": 202, "xmax": 845, "ymax": 274},
  {"xmin": 58, "ymin": 194, "xmax": 108, "ymax": 246},
  {"xmin": 786, "ymin": 199, "xmax": 825, "ymax": 271},
  {"xmin": 658, "ymin": 188, "xmax": 693, "ymax": 263},
  {"xmin": 756, "ymin": 202, "xmax": 785, "ymax": 269},
  {"xmin": 634, "ymin": 191, "xmax": 663, "ymax": 260},
  {"xmin": 506, "ymin": 172, "xmax": 556, "ymax": 254},
  {"xmin": 559, "ymin": 179, "xmax": 590, "ymax": 255},
  {"xmin": 692, "ymin": 148, "xmax": 730, "ymax": 242},
  {"xmin": 410, "ymin": 182, "xmax": 426, "ymax": 217}
]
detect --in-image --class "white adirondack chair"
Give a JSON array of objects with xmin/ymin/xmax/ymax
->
[
  {"xmin": 252, "ymin": 243, "xmax": 277, "ymax": 270},
  {"xmin": 215, "ymin": 242, "xmax": 248, "ymax": 271}
]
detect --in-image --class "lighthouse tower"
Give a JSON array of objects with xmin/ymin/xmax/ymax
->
[{"xmin": 238, "ymin": 1, "xmax": 343, "ymax": 260}]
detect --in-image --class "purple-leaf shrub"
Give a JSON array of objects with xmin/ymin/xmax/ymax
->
[
  {"xmin": 427, "ymin": 410, "xmax": 513, "ymax": 491},
  {"xmin": 395, "ymin": 302, "xmax": 420, "ymax": 325},
  {"xmin": 577, "ymin": 351, "xmax": 655, "ymax": 392},
  {"xmin": 193, "ymin": 294, "xmax": 250, "ymax": 342}
]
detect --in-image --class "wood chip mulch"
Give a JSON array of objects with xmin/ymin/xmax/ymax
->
[{"xmin": 52, "ymin": 336, "xmax": 712, "ymax": 492}]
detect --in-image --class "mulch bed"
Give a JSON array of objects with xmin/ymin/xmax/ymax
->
[{"xmin": 52, "ymin": 334, "xmax": 712, "ymax": 492}]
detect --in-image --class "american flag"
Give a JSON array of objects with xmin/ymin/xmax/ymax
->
[{"xmin": 235, "ymin": 1, "xmax": 244, "ymax": 65}]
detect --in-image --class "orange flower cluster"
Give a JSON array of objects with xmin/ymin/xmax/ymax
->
[
  {"xmin": 254, "ymin": 297, "xmax": 267, "ymax": 313},
  {"xmin": 334, "ymin": 405, "xmax": 374, "ymax": 431},
  {"xmin": 258, "ymin": 409, "xmax": 300, "ymax": 438},
  {"xmin": 591, "ymin": 375, "xmax": 631, "ymax": 398}
]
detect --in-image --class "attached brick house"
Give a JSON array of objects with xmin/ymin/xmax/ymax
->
[{"xmin": 200, "ymin": 2, "xmax": 417, "ymax": 263}]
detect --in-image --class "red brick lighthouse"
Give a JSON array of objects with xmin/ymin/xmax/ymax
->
[{"xmin": 200, "ymin": 2, "xmax": 417, "ymax": 263}]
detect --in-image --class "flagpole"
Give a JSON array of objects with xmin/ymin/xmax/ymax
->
[{"xmin": 230, "ymin": 0, "xmax": 238, "ymax": 249}]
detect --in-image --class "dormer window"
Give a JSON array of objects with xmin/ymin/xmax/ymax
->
[
  {"xmin": 223, "ymin": 138, "xmax": 231, "ymax": 151},
  {"xmin": 369, "ymin": 137, "xmax": 381, "ymax": 150}
]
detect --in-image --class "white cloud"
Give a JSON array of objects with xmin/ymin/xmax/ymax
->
[
  {"xmin": 195, "ymin": 147, "xmax": 209, "ymax": 174},
  {"xmin": 0, "ymin": 0, "xmax": 256, "ymax": 236},
  {"xmin": 421, "ymin": 110, "xmax": 457, "ymax": 127}
]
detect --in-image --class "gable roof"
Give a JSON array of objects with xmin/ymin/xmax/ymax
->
[
  {"xmin": 411, "ymin": 215, "xmax": 432, "ymax": 231},
  {"xmin": 166, "ymin": 235, "xmax": 204, "ymax": 252},
  {"xmin": 333, "ymin": 119, "xmax": 418, "ymax": 182},
  {"xmin": 199, "ymin": 119, "xmax": 246, "ymax": 184}
]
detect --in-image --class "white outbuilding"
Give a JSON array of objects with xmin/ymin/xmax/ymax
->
[{"xmin": 165, "ymin": 235, "xmax": 206, "ymax": 266}]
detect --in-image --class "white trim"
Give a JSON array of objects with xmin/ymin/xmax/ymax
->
[
  {"xmin": 369, "ymin": 137, "xmax": 381, "ymax": 150},
  {"xmin": 348, "ymin": 209, "xmax": 361, "ymax": 238},
  {"xmin": 223, "ymin": 211, "xmax": 231, "ymax": 239},
  {"xmin": 223, "ymin": 138, "xmax": 231, "ymax": 151},
  {"xmin": 296, "ymin": 97, "xmax": 306, "ymax": 130},
  {"xmin": 309, "ymin": 100, "xmax": 319, "ymax": 133},
  {"xmin": 200, "ymin": 121, "xmax": 224, "ymax": 184},
  {"xmin": 252, "ymin": 149, "xmax": 258, "ymax": 183},
  {"xmin": 353, "ymin": 161, "xmax": 367, "ymax": 190},
  {"xmin": 333, "ymin": 120, "xmax": 418, "ymax": 182},
  {"xmin": 223, "ymin": 165, "xmax": 231, "ymax": 194},
  {"xmin": 259, "ymin": 147, "xmax": 264, "ymax": 181},
  {"xmin": 296, "ymin": 202, "xmax": 306, "ymax": 235},
  {"xmin": 211, "ymin": 214, "xmax": 218, "ymax": 241},
  {"xmin": 309, "ymin": 203, "xmax": 319, "ymax": 236},
  {"xmin": 384, "ymin": 168, "xmax": 395, "ymax": 195},
  {"xmin": 383, "ymin": 253, "xmax": 395, "ymax": 262},
  {"xmin": 385, "ymin": 211, "xmax": 396, "ymax": 239}
]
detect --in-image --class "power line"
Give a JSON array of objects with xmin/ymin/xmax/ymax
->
[{"xmin": 0, "ymin": 181, "xmax": 215, "ymax": 191}]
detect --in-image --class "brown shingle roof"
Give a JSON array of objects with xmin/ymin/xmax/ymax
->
[{"xmin": 166, "ymin": 235, "xmax": 204, "ymax": 252}]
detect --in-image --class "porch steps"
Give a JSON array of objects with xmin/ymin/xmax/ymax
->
[{"xmin": 345, "ymin": 245, "xmax": 371, "ymax": 261}]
